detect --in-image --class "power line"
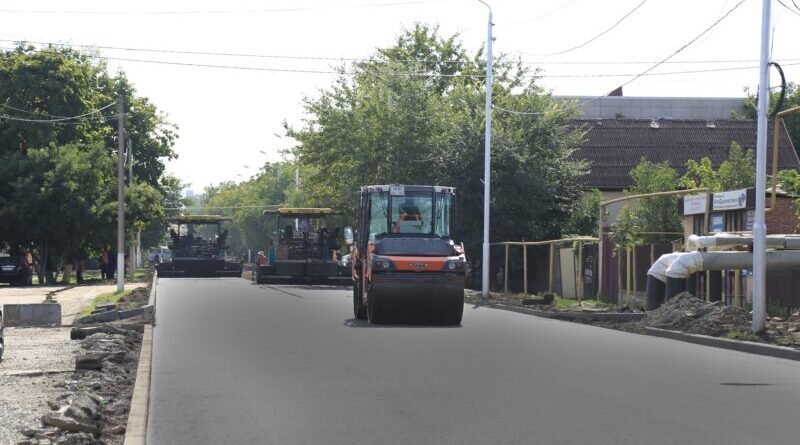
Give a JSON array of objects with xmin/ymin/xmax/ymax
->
[
  {"xmin": 777, "ymin": 0, "xmax": 800, "ymax": 16},
  {"xmin": 492, "ymin": 105, "xmax": 546, "ymax": 116},
  {"xmin": 4, "ymin": 44, "xmax": 792, "ymax": 81},
  {"xmin": 497, "ymin": 0, "xmax": 582, "ymax": 26},
  {"xmin": 6, "ymin": 37, "xmax": 800, "ymax": 68},
  {"xmin": 0, "ymin": 0, "xmax": 445, "ymax": 15},
  {"xmin": 0, "ymin": 101, "xmax": 116, "ymax": 122},
  {"xmin": 530, "ymin": 0, "xmax": 650, "ymax": 56},
  {"xmin": 579, "ymin": 0, "xmax": 748, "ymax": 107}
]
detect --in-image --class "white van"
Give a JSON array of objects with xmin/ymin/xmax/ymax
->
[{"xmin": 148, "ymin": 247, "xmax": 171, "ymax": 264}]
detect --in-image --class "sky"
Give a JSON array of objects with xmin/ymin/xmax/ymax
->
[{"xmin": 2, "ymin": 0, "xmax": 799, "ymax": 193}]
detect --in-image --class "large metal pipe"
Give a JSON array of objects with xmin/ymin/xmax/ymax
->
[
  {"xmin": 686, "ymin": 234, "xmax": 800, "ymax": 251},
  {"xmin": 646, "ymin": 251, "xmax": 800, "ymax": 304}
]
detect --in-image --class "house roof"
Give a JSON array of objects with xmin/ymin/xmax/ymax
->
[{"xmin": 571, "ymin": 119, "xmax": 800, "ymax": 190}]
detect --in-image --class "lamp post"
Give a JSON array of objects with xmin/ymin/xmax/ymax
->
[
  {"xmin": 477, "ymin": 0, "xmax": 493, "ymax": 298},
  {"xmin": 752, "ymin": 0, "xmax": 772, "ymax": 332}
]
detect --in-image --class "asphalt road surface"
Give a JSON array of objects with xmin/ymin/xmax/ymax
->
[{"xmin": 147, "ymin": 278, "xmax": 800, "ymax": 445}]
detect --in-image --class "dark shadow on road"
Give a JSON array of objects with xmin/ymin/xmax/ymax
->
[
  {"xmin": 343, "ymin": 318, "xmax": 462, "ymax": 329},
  {"xmin": 719, "ymin": 382, "xmax": 774, "ymax": 386}
]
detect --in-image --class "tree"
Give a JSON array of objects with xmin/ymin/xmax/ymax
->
[
  {"xmin": 628, "ymin": 158, "xmax": 682, "ymax": 243},
  {"xmin": 743, "ymin": 83, "xmax": 800, "ymax": 156},
  {"xmin": 0, "ymin": 45, "xmax": 179, "ymax": 278},
  {"xmin": 287, "ymin": 24, "xmax": 587, "ymax": 259},
  {"xmin": 679, "ymin": 142, "xmax": 755, "ymax": 192},
  {"xmin": 718, "ymin": 142, "xmax": 755, "ymax": 190},
  {"xmin": 0, "ymin": 142, "xmax": 116, "ymax": 282},
  {"xmin": 564, "ymin": 189, "xmax": 604, "ymax": 236}
]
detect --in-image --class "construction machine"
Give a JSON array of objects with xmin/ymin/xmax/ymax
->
[
  {"xmin": 348, "ymin": 185, "xmax": 466, "ymax": 324},
  {"xmin": 253, "ymin": 208, "xmax": 348, "ymax": 284},
  {"xmin": 157, "ymin": 215, "xmax": 242, "ymax": 278}
]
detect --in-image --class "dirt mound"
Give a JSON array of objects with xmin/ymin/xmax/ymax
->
[
  {"xmin": 637, "ymin": 292, "xmax": 751, "ymax": 336},
  {"xmin": 116, "ymin": 286, "xmax": 149, "ymax": 308}
]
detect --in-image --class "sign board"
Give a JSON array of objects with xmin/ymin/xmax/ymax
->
[
  {"xmin": 682, "ymin": 194, "xmax": 707, "ymax": 215},
  {"xmin": 389, "ymin": 185, "xmax": 405, "ymax": 196},
  {"xmin": 712, "ymin": 189, "xmax": 747, "ymax": 211},
  {"xmin": 710, "ymin": 212, "xmax": 725, "ymax": 233}
]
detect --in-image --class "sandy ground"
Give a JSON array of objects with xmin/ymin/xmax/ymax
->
[
  {"xmin": 0, "ymin": 283, "xmax": 145, "ymax": 325},
  {"xmin": 0, "ymin": 327, "xmax": 80, "ymax": 444},
  {"xmin": 0, "ymin": 282, "xmax": 147, "ymax": 444}
]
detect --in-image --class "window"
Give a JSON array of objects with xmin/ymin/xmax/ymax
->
[
  {"xmin": 369, "ymin": 192, "xmax": 389, "ymax": 240},
  {"xmin": 434, "ymin": 193, "xmax": 451, "ymax": 238},
  {"xmin": 390, "ymin": 192, "xmax": 433, "ymax": 235}
]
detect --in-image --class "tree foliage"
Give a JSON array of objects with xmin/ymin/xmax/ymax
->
[
  {"xmin": 286, "ymin": 24, "xmax": 587, "ymax": 258},
  {"xmin": 679, "ymin": 142, "xmax": 755, "ymax": 192},
  {"xmin": 0, "ymin": 45, "xmax": 178, "ymax": 279},
  {"xmin": 628, "ymin": 158, "xmax": 682, "ymax": 243},
  {"xmin": 743, "ymin": 82, "xmax": 800, "ymax": 156}
]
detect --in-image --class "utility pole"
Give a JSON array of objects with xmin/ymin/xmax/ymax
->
[
  {"xmin": 117, "ymin": 96, "xmax": 126, "ymax": 293},
  {"xmin": 478, "ymin": 0, "xmax": 493, "ymax": 298},
  {"xmin": 752, "ymin": 0, "xmax": 772, "ymax": 332},
  {"xmin": 128, "ymin": 137, "xmax": 136, "ymax": 271}
]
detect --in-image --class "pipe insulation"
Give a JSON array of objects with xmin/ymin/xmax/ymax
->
[
  {"xmin": 645, "ymin": 252, "xmax": 684, "ymax": 283},
  {"xmin": 649, "ymin": 251, "xmax": 800, "ymax": 280},
  {"xmin": 686, "ymin": 234, "xmax": 800, "ymax": 251}
]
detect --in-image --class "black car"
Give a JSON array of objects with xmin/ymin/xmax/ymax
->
[{"xmin": 0, "ymin": 254, "xmax": 24, "ymax": 285}]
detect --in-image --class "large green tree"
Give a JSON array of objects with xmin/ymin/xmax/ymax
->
[
  {"xmin": 287, "ymin": 24, "xmax": 587, "ymax": 258},
  {"xmin": 0, "ymin": 45, "xmax": 178, "ymax": 280}
]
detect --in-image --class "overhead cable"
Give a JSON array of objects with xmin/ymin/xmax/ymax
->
[
  {"xmin": 0, "ymin": 101, "xmax": 116, "ymax": 122},
  {"xmin": 0, "ymin": 0, "xmax": 445, "ymax": 15},
  {"xmin": 579, "ymin": 0, "xmax": 748, "ymax": 107},
  {"xmin": 530, "ymin": 0, "xmax": 650, "ymax": 56}
]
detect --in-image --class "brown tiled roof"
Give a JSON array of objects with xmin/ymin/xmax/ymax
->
[{"xmin": 571, "ymin": 119, "xmax": 800, "ymax": 190}]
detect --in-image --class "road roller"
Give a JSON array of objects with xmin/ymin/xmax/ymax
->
[{"xmin": 348, "ymin": 184, "xmax": 466, "ymax": 325}]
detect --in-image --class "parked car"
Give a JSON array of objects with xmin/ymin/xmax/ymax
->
[
  {"xmin": 338, "ymin": 254, "xmax": 352, "ymax": 276},
  {"xmin": 148, "ymin": 247, "xmax": 171, "ymax": 264},
  {"xmin": 0, "ymin": 254, "xmax": 24, "ymax": 285}
]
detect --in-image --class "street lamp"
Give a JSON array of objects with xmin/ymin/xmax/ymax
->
[{"xmin": 477, "ymin": 0, "xmax": 493, "ymax": 298}]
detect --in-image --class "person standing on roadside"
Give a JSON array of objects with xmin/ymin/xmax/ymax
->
[
  {"xmin": 100, "ymin": 246, "xmax": 110, "ymax": 280},
  {"xmin": 19, "ymin": 248, "xmax": 31, "ymax": 286}
]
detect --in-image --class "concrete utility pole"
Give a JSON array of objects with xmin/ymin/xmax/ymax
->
[
  {"xmin": 752, "ymin": 0, "xmax": 772, "ymax": 332},
  {"xmin": 478, "ymin": 0, "xmax": 493, "ymax": 298},
  {"xmin": 128, "ymin": 137, "xmax": 137, "ymax": 271},
  {"xmin": 117, "ymin": 96, "xmax": 126, "ymax": 293}
]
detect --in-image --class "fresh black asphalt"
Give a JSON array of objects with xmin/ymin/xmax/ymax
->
[{"xmin": 147, "ymin": 278, "xmax": 800, "ymax": 445}]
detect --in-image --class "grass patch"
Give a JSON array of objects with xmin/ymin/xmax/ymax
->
[
  {"xmin": 722, "ymin": 330, "xmax": 763, "ymax": 342},
  {"xmin": 554, "ymin": 296, "xmax": 613, "ymax": 310},
  {"xmin": 79, "ymin": 288, "xmax": 134, "ymax": 318}
]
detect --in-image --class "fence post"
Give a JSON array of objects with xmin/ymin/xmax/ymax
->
[
  {"xmin": 632, "ymin": 246, "xmax": 638, "ymax": 296},
  {"xmin": 577, "ymin": 242, "xmax": 583, "ymax": 303},
  {"xmin": 548, "ymin": 242, "xmax": 555, "ymax": 293},
  {"xmin": 523, "ymin": 243, "xmax": 528, "ymax": 295},
  {"xmin": 626, "ymin": 248, "xmax": 632, "ymax": 305},
  {"xmin": 504, "ymin": 243, "xmax": 509, "ymax": 295}
]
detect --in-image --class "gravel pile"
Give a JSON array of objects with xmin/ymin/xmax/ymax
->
[
  {"xmin": 17, "ymin": 325, "xmax": 142, "ymax": 445},
  {"xmin": 634, "ymin": 292, "xmax": 751, "ymax": 336}
]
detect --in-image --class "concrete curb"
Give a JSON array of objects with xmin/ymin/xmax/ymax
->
[
  {"xmin": 644, "ymin": 327, "xmax": 800, "ymax": 362},
  {"xmin": 123, "ymin": 271, "xmax": 157, "ymax": 445},
  {"xmin": 476, "ymin": 302, "xmax": 645, "ymax": 323},
  {"xmin": 148, "ymin": 272, "xmax": 157, "ymax": 325},
  {"xmin": 123, "ymin": 324, "xmax": 152, "ymax": 445}
]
